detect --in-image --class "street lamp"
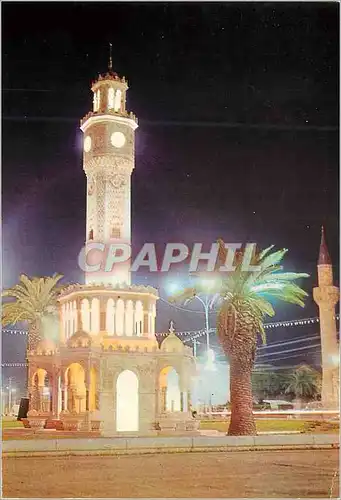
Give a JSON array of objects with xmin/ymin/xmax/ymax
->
[
  {"xmin": 166, "ymin": 278, "xmax": 217, "ymax": 357},
  {"xmin": 5, "ymin": 380, "xmax": 16, "ymax": 414}
]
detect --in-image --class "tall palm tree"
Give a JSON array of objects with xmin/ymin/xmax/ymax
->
[
  {"xmin": 285, "ymin": 365, "xmax": 321, "ymax": 403},
  {"xmin": 171, "ymin": 240, "xmax": 309, "ymax": 435},
  {"xmin": 2, "ymin": 273, "xmax": 64, "ymax": 350}
]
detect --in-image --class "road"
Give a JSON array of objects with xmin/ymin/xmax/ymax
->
[{"xmin": 3, "ymin": 449, "xmax": 339, "ymax": 498}]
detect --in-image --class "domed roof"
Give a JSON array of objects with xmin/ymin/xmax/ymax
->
[
  {"xmin": 161, "ymin": 333, "xmax": 185, "ymax": 353},
  {"xmin": 36, "ymin": 339, "xmax": 56, "ymax": 355},
  {"xmin": 67, "ymin": 330, "xmax": 92, "ymax": 348}
]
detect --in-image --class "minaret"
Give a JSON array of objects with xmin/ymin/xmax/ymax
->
[
  {"xmin": 80, "ymin": 52, "xmax": 138, "ymax": 285},
  {"xmin": 313, "ymin": 227, "xmax": 339, "ymax": 409}
]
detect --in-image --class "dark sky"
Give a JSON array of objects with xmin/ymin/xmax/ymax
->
[{"xmin": 2, "ymin": 2, "xmax": 339, "ymax": 380}]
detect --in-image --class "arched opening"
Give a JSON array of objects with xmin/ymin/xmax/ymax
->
[
  {"xmin": 116, "ymin": 370, "xmax": 139, "ymax": 432},
  {"xmin": 116, "ymin": 299, "xmax": 124, "ymax": 335},
  {"xmin": 114, "ymin": 89, "xmax": 122, "ymax": 111},
  {"xmin": 106, "ymin": 298, "xmax": 115, "ymax": 335},
  {"xmin": 159, "ymin": 366, "xmax": 181, "ymax": 412},
  {"xmin": 31, "ymin": 369, "xmax": 51, "ymax": 413},
  {"xmin": 108, "ymin": 87, "xmax": 115, "ymax": 109},
  {"xmin": 125, "ymin": 300, "xmax": 133, "ymax": 336},
  {"xmin": 89, "ymin": 229, "xmax": 94, "ymax": 240},
  {"xmin": 65, "ymin": 363, "xmax": 86, "ymax": 413},
  {"xmin": 135, "ymin": 301, "xmax": 143, "ymax": 336},
  {"xmin": 90, "ymin": 298, "xmax": 100, "ymax": 333}
]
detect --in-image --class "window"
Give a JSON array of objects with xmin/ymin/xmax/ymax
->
[
  {"xmin": 108, "ymin": 88, "xmax": 115, "ymax": 109},
  {"xmin": 114, "ymin": 89, "xmax": 121, "ymax": 111}
]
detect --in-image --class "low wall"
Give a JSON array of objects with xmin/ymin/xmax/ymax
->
[{"xmin": 3, "ymin": 433, "xmax": 339, "ymax": 456}]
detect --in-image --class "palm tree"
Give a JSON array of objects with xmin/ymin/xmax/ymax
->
[
  {"xmin": 285, "ymin": 365, "xmax": 321, "ymax": 405},
  {"xmin": 2, "ymin": 273, "xmax": 64, "ymax": 350},
  {"xmin": 171, "ymin": 240, "xmax": 309, "ymax": 435}
]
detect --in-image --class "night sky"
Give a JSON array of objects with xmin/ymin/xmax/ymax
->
[{"xmin": 2, "ymin": 3, "xmax": 339, "ymax": 382}]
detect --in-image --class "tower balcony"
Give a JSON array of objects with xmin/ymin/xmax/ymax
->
[{"xmin": 80, "ymin": 109, "xmax": 138, "ymax": 128}]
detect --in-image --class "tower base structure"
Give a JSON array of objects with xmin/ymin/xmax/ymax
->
[{"xmin": 26, "ymin": 283, "xmax": 197, "ymax": 435}]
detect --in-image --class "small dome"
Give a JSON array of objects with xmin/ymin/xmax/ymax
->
[
  {"xmin": 161, "ymin": 333, "xmax": 185, "ymax": 353},
  {"xmin": 68, "ymin": 330, "xmax": 92, "ymax": 348},
  {"xmin": 36, "ymin": 339, "xmax": 56, "ymax": 355}
]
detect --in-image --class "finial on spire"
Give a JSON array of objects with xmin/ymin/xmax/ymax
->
[
  {"xmin": 318, "ymin": 225, "xmax": 332, "ymax": 265},
  {"xmin": 108, "ymin": 42, "xmax": 113, "ymax": 72},
  {"xmin": 169, "ymin": 320, "xmax": 175, "ymax": 334}
]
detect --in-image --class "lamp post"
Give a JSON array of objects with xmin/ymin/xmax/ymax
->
[
  {"xmin": 5, "ymin": 378, "xmax": 16, "ymax": 414},
  {"xmin": 167, "ymin": 278, "xmax": 216, "ymax": 358},
  {"xmin": 191, "ymin": 294, "xmax": 211, "ymax": 352}
]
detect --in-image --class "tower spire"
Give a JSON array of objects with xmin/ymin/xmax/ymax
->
[
  {"xmin": 318, "ymin": 226, "xmax": 331, "ymax": 265},
  {"xmin": 108, "ymin": 42, "xmax": 113, "ymax": 72}
]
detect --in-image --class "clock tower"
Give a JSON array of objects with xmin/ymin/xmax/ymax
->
[{"xmin": 80, "ymin": 59, "xmax": 138, "ymax": 285}]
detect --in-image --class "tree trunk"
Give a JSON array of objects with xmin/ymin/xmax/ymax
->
[
  {"xmin": 228, "ymin": 356, "xmax": 256, "ymax": 436},
  {"xmin": 28, "ymin": 320, "xmax": 42, "ymax": 351}
]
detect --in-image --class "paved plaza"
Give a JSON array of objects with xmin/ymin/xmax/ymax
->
[{"xmin": 3, "ymin": 449, "xmax": 339, "ymax": 498}]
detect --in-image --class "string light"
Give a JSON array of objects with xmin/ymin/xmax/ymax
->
[{"xmin": 1, "ymin": 363, "xmax": 28, "ymax": 367}]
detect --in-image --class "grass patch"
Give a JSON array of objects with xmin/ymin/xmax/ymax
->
[
  {"xmin": 2, "ymin": 420, "xmax": 23, "ymax": 429},
  {"xmin": 199, "ymin": 419, "xmax": 339, "ymax": 433}
]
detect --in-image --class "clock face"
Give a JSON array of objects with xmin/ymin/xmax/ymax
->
[
  {"xmin": 84, "ymin": 136, "xmax": 92, "ymax": 153},
  {"xmin": 111, "ymin": 131, "xmax": 126, "ymax": 148}
]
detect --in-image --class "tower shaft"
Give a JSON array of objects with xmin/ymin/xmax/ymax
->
[{"xmin": 81, "ymin": 70, "xmax": 138, "ymax": 285}]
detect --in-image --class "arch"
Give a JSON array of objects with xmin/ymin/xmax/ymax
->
[
  {"xmin": 90, "ymin": 298, "xmax": 100, "ymax": 333},
  {"xmin": 125, "ymin": 300, "xmax": 134, "ymax": 336},
  {"xmin": 30, "ymin": 368, "xmax": 51, "ymax": 412},
  {"xmin": 65, "ymin": 363, "xmax": 86, "ymax": 413},
  {"xmin": 108, "ymin": 87, "xmax": 115, "ymax": 109},
  {"xmin": 114, "ymin": 89, "xmax": 122, "ymax": 111},
  {"xmin": 116, "ymin": 370, "xmax": 139, "ymax": 432},
  {"xmin": 106, "ymin": 298, "xmax": 115, "ymax": 335},
  {"xmin": 115, "ymin": 299, "xmax": 124, "ymax": 336},
  {"xmin": 159, "ymin": 366, "xmax": 181, "ymax": 412},
  {"xmin": 81, "ymin": 298, "xmax": 90, "ymax": 332},
  {"xmin": 135, "ymin": 300, "xmax": 143, "ymax": 336}
]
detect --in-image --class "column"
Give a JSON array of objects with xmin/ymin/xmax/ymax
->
[
  {"xmin": 77, "ymin": 297, "xmax": 83, "ymax": 331},
  {"xmin": 132, "ymin": 302, "xmax": 136, "ymax": 335},
  {"xmin": 143, "ymin": 303, "xmax": 148, "ymax": 335},
  {"xmin": 180, "ymin": 392, "xmax": 184, "ymax": 412},
  {"xmin": 161, "ymin": 387, "xmax": 167, "ymax": 412},
  {"xmin": 123, "ymin": 301, "xmax": 126, "ymax": 335},
  {"xmin": 59, "ymin": 305, "xmax": 65, "ymax": 343},
  {"xmin": 100, "ymin": 297, "xmax": 106, "ymax": 331}
]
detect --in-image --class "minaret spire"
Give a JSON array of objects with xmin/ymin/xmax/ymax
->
[
  {"xmin": 318, "ymin": 226, "xmax": 332, "ymax": 265},
  {"xmin": 108, "ymin": 42, "xmax": 113, "ymax": 72}
]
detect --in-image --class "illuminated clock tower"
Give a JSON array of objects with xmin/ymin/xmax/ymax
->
[{"xmin": 80, "ymin": 56, "xmax": 138, "ymax": 285}]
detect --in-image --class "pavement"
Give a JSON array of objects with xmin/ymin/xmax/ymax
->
[{"xmin": 3, "ymin": 449, "xmax": 339, "ymax": 498}]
